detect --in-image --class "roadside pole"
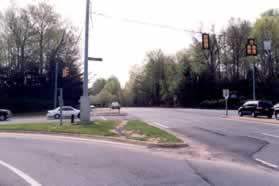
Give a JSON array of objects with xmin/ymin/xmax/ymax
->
[
  {"xmin": 223, "ymin": 89, "xmax": 229, "ymax": 117},
  {"xmin": 59, "ymin": 88, "xmax": 63, "ymax": 126},
  {"xmin": 246, "ymin": 38, "xmax": 257, "ymax": 100},
  {"xmin": 54, "ymin": 62, "xmax": 58, "ymax": 109},
  {"xmin": 252, "ymin": 61, "xmax": 256, "ymax": 100},
  {"xmin": 80, "ymin": 0, "xmax": 91, "ymax": 122}
]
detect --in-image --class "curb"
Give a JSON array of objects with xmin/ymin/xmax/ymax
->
[
  {"xmin": 144, "ymin": 120, "xmax": 189, "ymax": 148},
  {"xmin": 224, "ymin": 116, "xmax": 279, "ymax": 126},
  {"xmin": 0, "ymin": 130, "xmax": 188, "ymax": 149}
]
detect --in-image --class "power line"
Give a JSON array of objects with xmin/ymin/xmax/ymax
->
[{"xmin": 92, "ymin": 11, "xmax": 202, "ymax": 34}]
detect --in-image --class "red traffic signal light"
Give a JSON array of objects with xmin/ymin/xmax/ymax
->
[
  {"xmin": 63, "ymin": 67, "xmax": 70, "ymax": 77},
  {"xmin": 202, "ymin": 33, "xmax": 210, "ymax": 49},
  {"xmin": 246, "ymin": 38, "xmax": 257, "ymax": 56}
]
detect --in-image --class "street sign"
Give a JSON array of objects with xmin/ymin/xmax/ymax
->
[
  {"xmin": 223, "ymin": 89, "xmax": 230, "ymax": 99},
  {"xmin": 264, "ymin": 40, "xmax": 271, "ymax": 51}
]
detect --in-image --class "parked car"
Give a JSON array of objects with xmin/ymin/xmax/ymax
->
[
  {"xmin": 238, "ymin": 100, "xmax": 273, "ymax": 118},
  {"xmin": 0, "ymin": 109, "xmax": 12, "ymax": 121},
  {"xmin": 111, "ymin": 102, "xmax": 120, "ymax": 110},
  {"xmin": 47, "ymin": 106, "xmax": 80, "ymax": 119},
  {"xmin": 273, "ymin": 103, "xmax": 279, "ymax": 119}
]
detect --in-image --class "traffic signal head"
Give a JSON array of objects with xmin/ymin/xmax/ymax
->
[
  {"xmin": 246, "ymin": 38, "xmax": 257, "ymax": 56},
  {"xmin": 202, "ymin": 33, "xmax": 210, "ymax": 49},
  {"xmin": 63, "ymin": 67, "xmax": 70, "ymax": 77}
]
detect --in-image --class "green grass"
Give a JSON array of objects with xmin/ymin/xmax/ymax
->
[
  {"xmin": 0, "ymin": 121, "xmax": 118, "ymax": 137},
  {"xmin": 124, "ymin": 120, "xmax": 182, "ymax": 143}
]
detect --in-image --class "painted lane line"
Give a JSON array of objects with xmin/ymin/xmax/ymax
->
[
  {"xmin": 255, "ymin": 158, "xmax": 278, "ymax": 169},
  {"xmin": 0, "ymin": 160, "xmax": 41, "ymax": 186},
  {"xmin": 152, "ymin": 122, "xmax": 169, "ymax": 129},
  {"xmin": 101, "ymin": 116, "xmax": 107, "ymax": 121},
  {"xmin": 0, "ymin": 133, "xmax": 144, "ymax": 150},
  {"xmin": 261, "ymin": 133, "xmax": 279, "ymax": 138}
]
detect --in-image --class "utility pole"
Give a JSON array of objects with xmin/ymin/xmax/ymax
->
[
  {"xmin": 54, "ymin": 62, "xmax": 58, "ymax": 109},
  {"xmin": 80, "ymin": 0, "xmax": 91, "ymax": 122},
  {"xmin": 252, "ymin": 62, "xmax": 256, "ymax": 100},
  {"xmin": 59, "ymin": 88, "xmax": 63, "ymax": 126}
]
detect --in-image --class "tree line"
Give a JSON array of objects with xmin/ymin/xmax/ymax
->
[
  {"xmin": 91, "ymin": 9, "xmax": 279, "ymax": 108},
  {"xmin": 0, "ymin": 2, "xmax": 82, "ymax": 112}
]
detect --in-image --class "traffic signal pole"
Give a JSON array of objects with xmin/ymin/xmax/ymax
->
[
  {"xmin": 80, "ymin": 0, "xmax": 91, "ymax": 122},
  {"xmin": 252, "ymin": 61, "xmax": 256, "ymax": 100},
  {"xmin": 54, "ymin": 62, "xmax": 58, "ymax": 109}
]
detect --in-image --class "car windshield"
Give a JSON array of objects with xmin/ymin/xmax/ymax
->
[{"xmin": 259, "ymin": 101, "xmax": 273, "ymax": 107}]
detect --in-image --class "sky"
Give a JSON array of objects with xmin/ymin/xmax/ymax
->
[{"xmin": 1, "ymin": 0, "xmax": 279, "ymax": 86}]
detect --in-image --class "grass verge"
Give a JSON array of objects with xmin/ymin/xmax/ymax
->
[
  {"xmin": 0, "ymin": 121, "xmax": 117, "ymax": 136},
  {"xmin": 124, "ymin": 120, "xmax": 182, "ymax": 143},
  {"xmin": 0, "ymin": 120, "xmax": 183, "ymax": 144}
]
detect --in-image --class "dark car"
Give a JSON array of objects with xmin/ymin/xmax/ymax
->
[
  {"xmin": 0, "ymin": 109, "xmax": 12, "ymax": 121},
  {"xmin": 238, "ymin": 101, "xmax": 273, "ymax": 118}
]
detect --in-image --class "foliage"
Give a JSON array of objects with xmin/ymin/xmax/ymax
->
[
  {"xmin": 90, "ymin": 76, "xmax": 122, "ymax": 106},
  {"xmin": 0, "ymin": 2, "xmax": 82, "ymax": 112},
  {"xmin": 123, "ymin": 9, "xmax": 279, "ymax": 107}
]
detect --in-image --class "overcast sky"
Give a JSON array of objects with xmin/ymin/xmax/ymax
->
[{"xmin": 1, "ymin": 0, "xmax": 279, "ymax": 86}]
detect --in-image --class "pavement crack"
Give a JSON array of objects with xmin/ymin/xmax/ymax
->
[
  {"xmin": 195, "ymin": 127, "xmax": 226, "ymax": 137},
  {"xmin": 251, "ymin": 138, "xmax": 269, "ymax": 156},
  {"xmin": 185, "ymin": 159, "xmax": 215, "ymax": 186}
]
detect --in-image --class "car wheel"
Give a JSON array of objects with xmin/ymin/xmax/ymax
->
[
  {"xmin": 252, "ymin": 112, "xmax": 257, "ymax": 118},
  {"xmin": 0, "ymin": 115, "xmax": 6, "ymax": 121},
  {"xmin": 238, "ymin": 111, "xmax": 243, "ymax": 117},
  {"xmin": 54, "ymin": 114, "xmax": 60, "ymax": 119}
]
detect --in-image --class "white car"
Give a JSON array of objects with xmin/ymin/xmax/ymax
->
[{"xmin": 47, "ymin": 106, "xmax": 80, "ymax": 119}]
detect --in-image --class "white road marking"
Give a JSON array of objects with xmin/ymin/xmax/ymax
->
[
  {"xmin": 255, "ymin": 158, "xmax": 278, "ymax": 169},
  {"xmin": 261, "ymin": 133, "xmax": 279, "ymax": 138},
  {"xmin": 0, "ymin": 160, "xmax": 42, "ymax": 186},
  {"xmin": 152, "ymin": 122, "xmax": 169, "ymax": 129},
  {"xmin": 0, "ymin": 133, "xmax": 146, "ymax": 151},
  {"xmin": 101, "ymin": 116, "xmax": 107, "ymax": 121}
]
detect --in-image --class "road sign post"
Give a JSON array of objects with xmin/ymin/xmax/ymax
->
[
  {"xmin": 59, "ymin": 88, "xmax": 64, "ymax": 126},
  {"xmin": 223, "ymin": 89, "xmax": 230, "ymax": 117}
]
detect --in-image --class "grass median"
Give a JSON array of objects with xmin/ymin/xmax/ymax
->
[
  {"xmin": 0, "ymin": 121, "xmax": 117, "ymax": 136},
  {"xmin": 0, "ymin": 120, "xmax": 182, "ymax": 144},
  {"xmin": 124, "ymin": 120, "xmax": 182, "ymax": 143}
]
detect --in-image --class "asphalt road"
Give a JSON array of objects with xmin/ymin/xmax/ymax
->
[
  {"xmin": 0, "ymin": 133, "xmax": 279, "ymax": 186},
  {"xmin": 123, "ymin": 108, "xmax": 279, "ymax": 169},
  {"xmin": 1, "ymin": 108, "xmax": 279, "ymax": 185}
]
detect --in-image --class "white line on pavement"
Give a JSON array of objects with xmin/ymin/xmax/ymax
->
[
  {"xmin": 261, "ymin": 133, "xmax": 279, "ymax": 138},
  {"xmin": 0, "ymin": 160, "xmax": 42, "ymax": 186},
  {"xmin": 0, "ymin": 133, "xmax": 145, "ymax": 151},
  {"xmin": 153, "ymin": 122, "xmax": 169, "ymax": 129},
  {"xmin": 255, "ymin": 158, "xmax": 278, "ymax": 169}
]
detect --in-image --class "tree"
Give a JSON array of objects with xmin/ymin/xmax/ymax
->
[
  {"xmin": 90, "ymin": 78, "xmax": 106, "ymax": 95},
  {"xmin": 0, "ymin": 1, "xmax": 82, "ymax": 112}
]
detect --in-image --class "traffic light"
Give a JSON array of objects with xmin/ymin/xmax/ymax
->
[
  {"xmin": 246, "ymin": 38, "xmax": 257, "ymax": 56},
  {"xmin": 62, "ymin": 67, "xmax": 70, "ymax": 77},
  {"xmin": 202, "ymin": 33, "xmax": 210, "ymax": 49}
]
